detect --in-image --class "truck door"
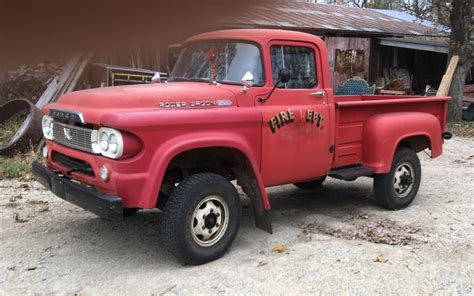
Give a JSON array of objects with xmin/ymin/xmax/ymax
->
[{"xmin": 261, "ymin": 41, "xmax": 332, "ymax": 186}]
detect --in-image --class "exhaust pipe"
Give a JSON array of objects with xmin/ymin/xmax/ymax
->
[{"xmin": 442, "ymin": 132, "xmax": 453, "ymax": 140}]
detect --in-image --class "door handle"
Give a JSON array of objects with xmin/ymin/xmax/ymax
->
[{"xmin": 310, "ymin": 90, "xmax": 326, "ymax": 97}]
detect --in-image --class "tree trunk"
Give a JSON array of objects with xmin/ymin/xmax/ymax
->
[
  {"xmin": 449, "ymin": 63, "xmax": 470, "ymax": 119},
  {"xmin": 447, "ymin": 0, "xmax": 472, "ymax": 121}
]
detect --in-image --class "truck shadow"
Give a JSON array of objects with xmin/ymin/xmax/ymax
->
[
  {"xmin": 52, "ymin": 178, "xmax": 378, "ymax": 268},
  {"xmin": 264, "ymin": 178, "xmax": 378, "ymax": 219}
]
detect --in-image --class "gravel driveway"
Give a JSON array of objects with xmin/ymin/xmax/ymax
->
[{"xmin": 1, "ymin": 137, "xmax": 473, "ymax": 295}]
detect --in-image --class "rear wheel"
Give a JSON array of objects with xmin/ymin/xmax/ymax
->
[
  {"xmin": 294, "ymin": 176, "xmax": 327, "ymax": 190},
  {"xmin": 161, "ymin": 173, "xmax": 241, "ymax": 265},
  {"xmin": 373, "ymin": 148, "xmax": 421, "ymax": 210}
]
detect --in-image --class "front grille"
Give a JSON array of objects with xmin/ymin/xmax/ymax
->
[{"xmin": 53, "ymin": 122, "xmax": 94, "ymax": 153}]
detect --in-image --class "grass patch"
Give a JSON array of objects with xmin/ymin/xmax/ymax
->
[
  {"xmin": 0, "ymin": 110, "xmax": 29, "ymax": 147},
  {"xmin": 447, "ymin": 120, "xmax": 474, "ymax": 138},
  {"xmin": 0, "ymin": 150, "xmax": 39, "ymax": 179}
]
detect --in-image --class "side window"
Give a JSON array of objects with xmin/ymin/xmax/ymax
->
[{"xmin": 270, "ymin": 45, "xmax": 317, "ymax": 89}]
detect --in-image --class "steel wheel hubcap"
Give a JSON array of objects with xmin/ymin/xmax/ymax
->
[
  {"xmin": 393, "ymin": 162, "xmax": 414, "ymax": 198},
  {"xmin": 191, "ymin": 195, "xmax": 229, "ymax": 247}
]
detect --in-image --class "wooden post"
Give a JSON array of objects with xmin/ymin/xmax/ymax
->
[{"xmin": 436, "ymin": 55, "xmax": 459, "ymax": 97}]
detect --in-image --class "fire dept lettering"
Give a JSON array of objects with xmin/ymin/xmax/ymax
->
[
  {"xmin": 305, "ymin": 109, "xmax": 324, "ymax": 129},
  {"xmin": 269, "ymin": 109, "xmax": 295, "ymax": 133}
]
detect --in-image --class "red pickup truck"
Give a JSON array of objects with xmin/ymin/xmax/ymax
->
[{"xmin": 33, "ymin": 29, "xmax": 451, "ymax": 264}]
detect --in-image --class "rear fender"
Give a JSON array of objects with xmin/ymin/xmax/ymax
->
[
  {"xmin": 142, "ymin": 132, "xmax": 270, "ymax": 211},
  {"xmin": 362, "ymin": 112, "xmax": 442, "ymax": 173}
]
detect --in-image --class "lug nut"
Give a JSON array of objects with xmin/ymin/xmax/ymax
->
[
  {"xmin": 216, "ymin": 213, "xmax": 220, "ymax": 217},
  {"xmin": 202, "ymin": 215, "xmax": 206, "ymax": 219},
  {"xmin": 210, "ymin": 208, "xmax": 214, "ymax": 213},
  {"xmin": 208, "ymin": 229, "xmax": 212, "ymax": 234},
  {"xmin": 215, "ymin": 223, "xmax": 220, "ymax": 227},
  {"xmin": 202, "ymin": 225, "xmax": 206, "ymax": 230}
]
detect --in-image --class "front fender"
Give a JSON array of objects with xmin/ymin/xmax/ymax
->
[
  {"xmin": 142, "ymin": 132, "xmax": 270, "ymax": 210},
  {"xmin": 362, "ymin": 112, "xmax": 442, "ymax": 173}
]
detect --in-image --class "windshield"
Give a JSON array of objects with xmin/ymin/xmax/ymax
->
[{"xmin": 170, "ymin": 41, "xmax": 264, "ymax": 86}]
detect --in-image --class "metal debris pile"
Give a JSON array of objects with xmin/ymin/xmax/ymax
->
[
  {"xmin": 0, "ymin": 53, "xmax": 162, "ymax": 157},
  {"xmin": 0, "ymin": 63, "xmax": 62, "ymax": 105}
]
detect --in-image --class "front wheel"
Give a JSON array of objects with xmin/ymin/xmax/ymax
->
[
  {"xmin": 161, "ymin": 173, "xmax": 241, "ymax": 265},
  {"xmin": 373, "ymin": 148, "xmax": 421, "ymax": 210}
]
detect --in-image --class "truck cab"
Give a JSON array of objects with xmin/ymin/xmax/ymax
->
[{"xmin": 33, "ymin": 29, "xmax": 450, "ymax": 265}]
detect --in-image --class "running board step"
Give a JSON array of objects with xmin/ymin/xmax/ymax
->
[{"xmin": 329, "ymin": 166, "xmax": 374, "ymax": 181}]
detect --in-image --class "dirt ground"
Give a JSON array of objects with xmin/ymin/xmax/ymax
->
[{"xmin": 1, "ymin": 137, "xmax": 473, "ymax": 295}]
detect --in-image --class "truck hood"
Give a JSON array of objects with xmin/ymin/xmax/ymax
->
[
  {"xmin": 54, "ymin": 82, "xmax": 237, "ymax": 109},
  {"xmin": 44, "ymin": 82, "xmax": 238, "ymax": 124}
]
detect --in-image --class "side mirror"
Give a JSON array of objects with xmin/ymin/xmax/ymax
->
[
  {"xmin": 258, "ymin": 68, "xmax": 291, "ymax": 103},
  {"xmin": 151, "ymin": 72, "xmax": 161, "ymax": 83},
  {"xmin": 279, "ymin": 68, "xmax": 291, "ymax": 83}
]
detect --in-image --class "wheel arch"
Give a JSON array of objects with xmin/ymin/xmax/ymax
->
[
  {"xmin": 397, "ymin": 134, "xmax": 432, "ymax": 153},
  {"xmin": 142, "ymin": 133, "xmax": 270, "ymax": 212},
  {"xmin": 362, "ymin": 112, "xmax": 442, "ymax": 173}
]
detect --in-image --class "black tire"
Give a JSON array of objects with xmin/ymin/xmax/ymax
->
[
  {"xmin": 294, "ymin": 176, "xmax": 327, "ymax": 190},
  {"xmin": 373, "ymin": 148, "xmax": 421, "ymax": 210},
  {"xmin": 123, "ymin": 208, "xmax": 139, "ymax": 217},
  {"xmin": 161, "ymin": 173, "xmax": 241, "ymax": 265}
]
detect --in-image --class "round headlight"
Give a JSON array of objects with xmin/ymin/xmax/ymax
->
[
  {"xmin": 41, "ymin": 115, "xmax": 54, "ymax": 140},
  {"xmin": 92, "ymin": 127, "xmax": 124, "ymax": 159},
  {"xmin": 99, "ymin": 132, "xmax": 109, "ymax": 151},
  {"xmin": 108, "ymin": 134, "xmax": 118, "ymax": 153}
]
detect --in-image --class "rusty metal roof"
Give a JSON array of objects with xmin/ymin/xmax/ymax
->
[{"xmin": 224, "ymin": 1, "xmax": 440, "ymax": 37}]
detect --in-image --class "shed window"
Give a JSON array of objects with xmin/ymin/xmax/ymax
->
[{"xmin": 270, "ymin": 46, "xmax": 317, "ymax": 89}]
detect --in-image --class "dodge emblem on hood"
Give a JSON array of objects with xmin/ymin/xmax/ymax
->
[{"xmin": 159, "ymin": 99, "xmax": 232, "ymax": 108}]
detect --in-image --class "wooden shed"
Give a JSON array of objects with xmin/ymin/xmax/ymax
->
[{"xmin": 218, "ymin": 1, "xmax": 448, "ymax": 94}]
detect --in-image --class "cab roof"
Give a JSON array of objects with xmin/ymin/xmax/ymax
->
[{"xmin": 185, "ymin": 29, "xmax": 323, "ymax": 46}]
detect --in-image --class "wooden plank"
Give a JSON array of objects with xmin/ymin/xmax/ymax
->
[
  {"xmin": 437, "ymin": 55, "xmax": 459, "ymax": 96},
  {"xmin": 35, "ymin": 75, "xmax": 59, "ymax": 108},
  {"xmin": 65, "ymin": 53, "xmax": 92, "ymax": 93}
]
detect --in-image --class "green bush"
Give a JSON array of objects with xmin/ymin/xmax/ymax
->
[{"xmin": 0, "ymin": 150, "xmax": 38, "ymax": 179}]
